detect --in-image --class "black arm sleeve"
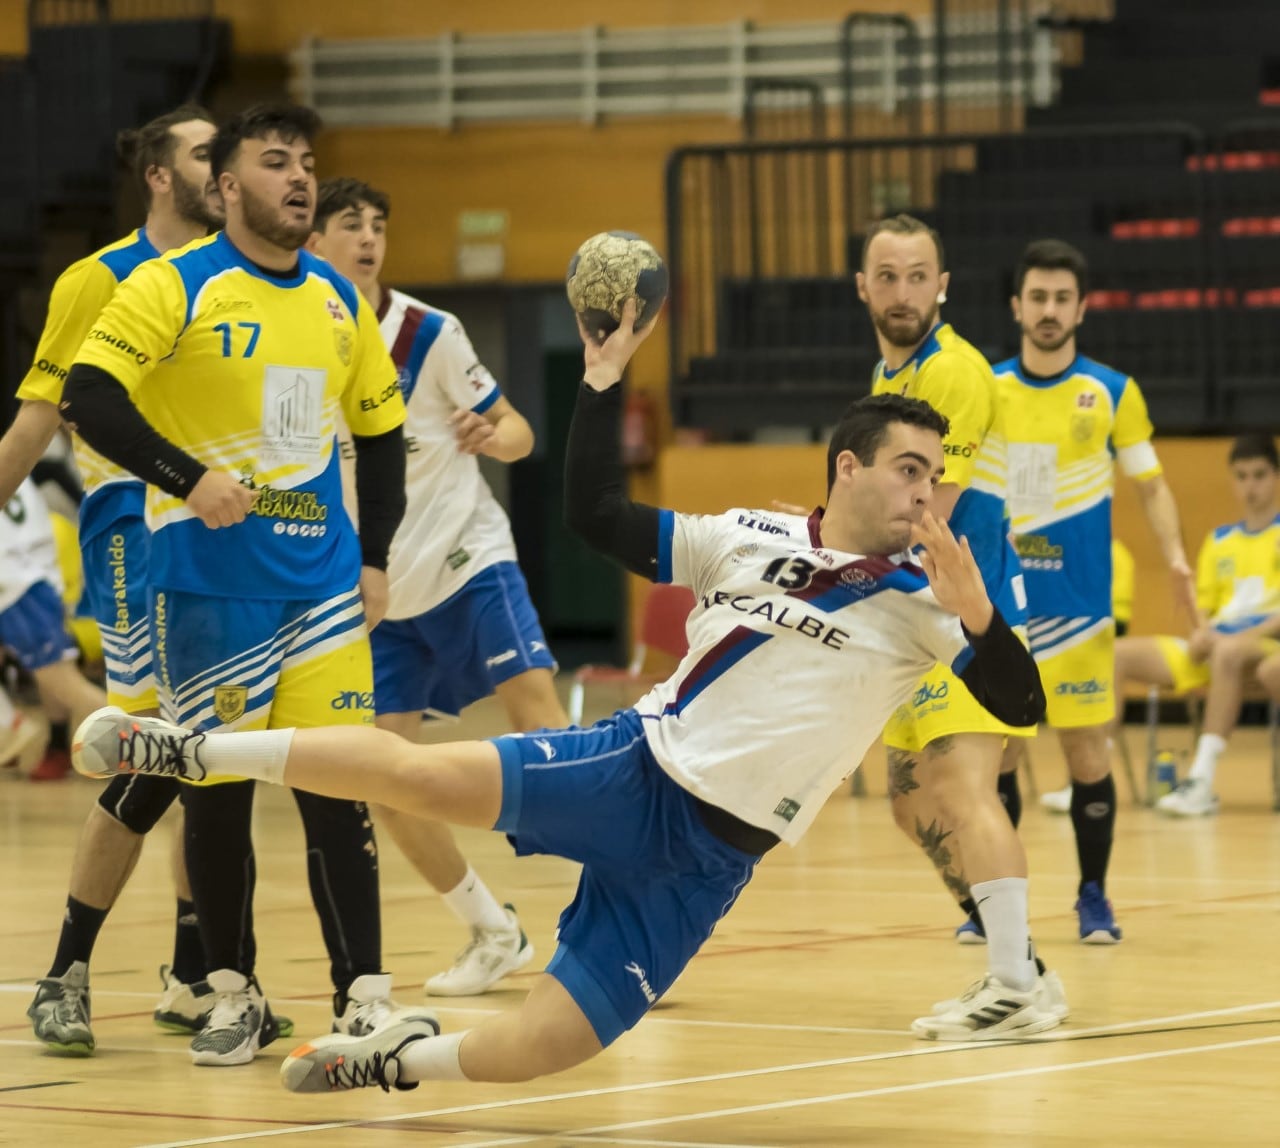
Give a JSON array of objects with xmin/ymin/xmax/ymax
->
[
  {"xmin": 62, "ymin": 363, "xmax": 206, "ymax": 499},
  {"xmin": 563, "ymin": 381, "xmax": 663, "ymax": 579},
  {"xmin": 351, "ymin": 426, "xmax": 407, "ymax": 571},
  {"xmin": 957, "ymin": 608, "xmax": 1047, "ymax": 727}
]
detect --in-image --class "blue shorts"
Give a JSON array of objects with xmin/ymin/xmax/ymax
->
[
  {"xmin": 81, "ymin": 516, "xmax": 156, "ymax": 710},
  {"xmin": 0, "ymin": 581, "xmax": 77, "ymax": 671},
  {"xmin": 491, "ymin": 709, "xmax": 759, "ymax": 1047},
  {"xmin": 372, "ymin": 561, "xmax": 555, "ymax": 717}
]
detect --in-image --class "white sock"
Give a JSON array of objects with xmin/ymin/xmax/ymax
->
[
  {"xmin": 398, "ymin": 1028, "xmax": 469, "ymax": 1081},
  {"xmin": 198, "ymin": 728, "xmax": 294, "ymax": 785},
  {"xmin": 0, "ymin": 687, "xmax": 15, "ymax": 728},
  {"xmin": 971, "ymin": 877, "xmax": 1036, "ymax": 992},
  {"xmin": 1187, "ymin": 733, "xmax": 1226, "ymax": 786},
  {"xmin": 441, "ymin": 867, "xmax": 510, "ymax": 931}
]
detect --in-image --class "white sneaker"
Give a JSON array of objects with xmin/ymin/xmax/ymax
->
[
  {"xmin": 1039, "ymin": 785, "xmax": 1073, "ymax": 814},
  {"xmin": 332, "ymin": 973, "xmax": 436, "ymax": 1037},
  {"xmin": 1156, "ymin": 778, "xmax": 1219, "ymax": 817},
  {"xmin": 0, "ymin": 711, "xmax": 44, "ymax": 770},
  {"xmin": 282, "ymin": 1016, "xmax": 440, "ymax": 1093},
  {"xmin": 154, "ymin": 963, "xmax": 216, "ymax": 1034},
  {"xmin": 189, "ymin": 969, "xmax": 286, "ymax": 1066},
  {"xmin": 931, "ymin": 968, "xmax": 1070, "ymax": 1020},
  {"xmin": 28, "ymin": 961, "xmax": 94, "ymax": 1055},
  {"xmin": 425, "ymin": 904, "xmax": 535, "ymax": 997},
  {"xmin": 913, "ymin": 973, "xmax": 1064, "ymax": 1041}
]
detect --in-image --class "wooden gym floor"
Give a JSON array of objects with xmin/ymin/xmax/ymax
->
[{"xmin": 1, "ymin": 698, "xmax": 1277, "ymax": 1147}]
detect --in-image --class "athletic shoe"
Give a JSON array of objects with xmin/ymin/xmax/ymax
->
[
  {"xmin": 188, "ymin": 969, "xmax": 287, "ymax": 1066},
  {"xmin": 912, "ymin": 973, "xmax": 1064, "ymax": 1041},
  {"xmin": 28, "ymin": 961, "xmax": 94, "ymax": 1055},
  {"xmin": 0, "ymin": 710, "xmax": 43, "ymax": 769},
  {"xmin": 1039, "ymin": 784, "xmax": 1072, "ymax": 814},
  {"xmin": 425, "ymin": 904, "xmax": 535, "ymax": 996},
  {"xmin": 332, "ymin": 973, "xmax": 437, "ymax": 1037},
  {"xmin": 1156, "ymin": 778, "xmax": 1219, "ymax": 818},
  {"xmin": 954, "ymin": 918, "xmax": 986, "ymax": 944},
  {"xmin": 153, "ymin": 963, "xmax": 218, "ymax": 1033},
  {"xmin": 71, "ymin": 706, "xmax": 206, "ymax": 782},
  {"xmin": 1075, "ymin": 881, "xmax": 1122, "ymax": 944},
  {"xmin": 931, "ymin": 968, "xmax": 1070, "ymax": 1020},
  {"xmin": 281, "ymin": 1016, "xmax": 440, "ymax": 1093}
]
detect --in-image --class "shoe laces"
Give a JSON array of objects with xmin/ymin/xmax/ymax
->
[
  {"xmin": 206, "ymin": 989, "xmax": 254, "ymax": 1032},
  {"xmin": 49, "ymin": 982, "xmax": 90, "ymax": 1025},
  {"xmin": 324, "ymin": 1046, "xmax": 402, "ymax": 1092},
  {"xmin": 118, "ymin": 722, "xmax": 207, "ymax": 781},
  {"xmin": 346, "ymin": 996, "xmax": 395, "ymax": 1036}
]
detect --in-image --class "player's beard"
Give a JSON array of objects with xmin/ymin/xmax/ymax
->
[
  {"xmin": 172, "ymin": 169, "xmax": 224, "ymax": 231},
  {"xmin": 1024, "ymin": 320, "xmax": 1076, "ymax": 353},
  {"xmin": 871, "ymin": 301, "xmax": 938, "ymax": 349},
  {"xmin": 240, "ymin": 182, "xmax": 312, "ymax": 251}
]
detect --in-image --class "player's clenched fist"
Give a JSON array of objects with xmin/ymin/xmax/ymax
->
[{"xmin": 186, "ymin": 469, "xmax": 258, "ymax": 528}]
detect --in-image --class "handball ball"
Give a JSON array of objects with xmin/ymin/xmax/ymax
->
[{"xmin": 566, "ymin": 231, "xmax": 668, "ymax": 344}]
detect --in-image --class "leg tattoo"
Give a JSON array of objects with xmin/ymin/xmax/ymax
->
[
  {"xmin": 887, "ymin": 749, "xmax": 920, "ymax": 798},
  {"xmin": 916, "ymin": 817, "xmax": 970, "ymax": 903}
]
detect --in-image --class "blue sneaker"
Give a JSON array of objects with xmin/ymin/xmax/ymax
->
[
  {"xmin": 954, "ymin": 918, "xmax": 986, "ymax": 944},
  {"xmin": 1075, "ymin": 881, "xmax": 1122, "ymax": 944}
]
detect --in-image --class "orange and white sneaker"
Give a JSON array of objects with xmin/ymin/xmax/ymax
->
[{"xmin": 281, "ymin": 1016, "xmax": 440, "ymax": 1093}]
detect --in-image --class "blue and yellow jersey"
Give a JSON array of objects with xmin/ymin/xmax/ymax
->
[
  {"xmin": 17, "ymin": 229, "xmax": 159, "ymax": 541},
  {"xmin": 992, "ymin": 355, "xmax": 1160, "ymax": 627},
  {"xmin": 71, "ymin": 231, "xmax": 405, "ymax": 600},
  {"xmin": 872, "ymin": 322, "xmax": 1024, "ymax": 623},
  {"xmin": 1195, "ymin": 513, "xmax": 1280, "ymax": 634}
]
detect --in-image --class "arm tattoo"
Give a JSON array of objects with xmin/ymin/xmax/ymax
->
[
  {"xmin": 915, "ymin": 817, "xmax": 971, "ymax": 902},
  {"xmin": 887, "ymin": 749, "xmax": 920, "ymax": 799}
]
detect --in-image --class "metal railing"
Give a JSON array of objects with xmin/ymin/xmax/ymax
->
[{"xmin": 663, "ymin": 121, "xmax": 1280, "ymax": 433}]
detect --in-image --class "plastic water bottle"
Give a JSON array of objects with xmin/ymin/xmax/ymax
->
[{"xmin": 1152, "ymin": 750, "xmax": 1178, "ymax": 797}]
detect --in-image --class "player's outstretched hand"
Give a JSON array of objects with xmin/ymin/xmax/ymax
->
[
  {"xmin": 449, "ymin": 409, "xmax": 497, "ymax": 456},
  {"xmin": 580, "ymin": 298, "xmax": 662, "ymax": 392},
  {"xmin": 186, "ymin": 469, "xmax": 258, "ymax": 529},
  {"xmin": 770, "ymin": 499, "xmax": 808, "ymax": 515},
  {"xmin": 911, "ymin": 511, "xmax": 995, "ymax": 635}
]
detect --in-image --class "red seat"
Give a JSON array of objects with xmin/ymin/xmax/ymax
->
[{"xmin": 567, "ymin": 583, "xmax": 695, "ymax": 725}]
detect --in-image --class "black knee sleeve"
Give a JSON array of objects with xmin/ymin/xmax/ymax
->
[
  {"xmin": 292, "ymin": 790, "xmax": 382, "ymax": 993},
  {"xmin": 97, "ymin": 772, "xmax": 181, "ymax": 834}
]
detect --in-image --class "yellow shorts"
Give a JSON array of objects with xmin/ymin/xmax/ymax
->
[
  {"xmin": 154, "ymin": 588, "xmax": 374, "ymax": 783},
  {"xmin": 1035, "ymin": 621, "xmax": 1115, "ymax": 728},
  {"xmin": 1154, "ymin": 634, "xmax": 1280, "ymax": 694},
  {"xmin": 883, "ymin": 661, "xmax": 1037, "ymax": 753}
]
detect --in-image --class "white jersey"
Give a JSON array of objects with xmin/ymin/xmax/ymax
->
[
  {"xmin": 636, "ymin": 508, "xmax": 973, "ymax": 845},
  {"xmin": 375, "ymin": 288, "xmax": 517, "ymax": 619},
  {"xmin": 0, "ymin": 478, "xmax": 63, "ymax": 612}
]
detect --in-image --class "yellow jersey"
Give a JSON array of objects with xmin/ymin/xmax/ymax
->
[
  {"xmin": 872, "ymin": 322, "xmax": 1023, "ymax": 623},
  {"xmin": 992, "ymin": 355, "xmax": 1160, "ymax": 631},
  {"xmin": 71, "ymin": 231, "xmax": 405, "ymax": 600},
  {"xmin": 17, "ymin": 228, "xmax": 160, "ymax": 541},
  {"xmin": 1195, "ymin": 512, "xmax": 1280, "ymax": 633}
]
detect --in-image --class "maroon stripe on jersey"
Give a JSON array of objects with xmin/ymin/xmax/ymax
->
[
  {"xmin": 671, "ymin": 624, "xmax": 759, "ymax": 712},
  {"xmin": 788, "ymin": 555, "xmax": 923, "ymax": 604},
  {"xmin": 806, "ymin": 508, "xmax": 824, "ymax": 547},
  {"xmin": 388, "ymin": 304, "xmax": 428, "ymax": 369}
]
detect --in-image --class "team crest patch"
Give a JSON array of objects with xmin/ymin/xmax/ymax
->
[
  {"xmin": 214, "ymin": 685, "xmax": 248, "ymax": 723},
  {"xmin": 334, "ymin": 329, "xmax": 353, "ymax": 366}
]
